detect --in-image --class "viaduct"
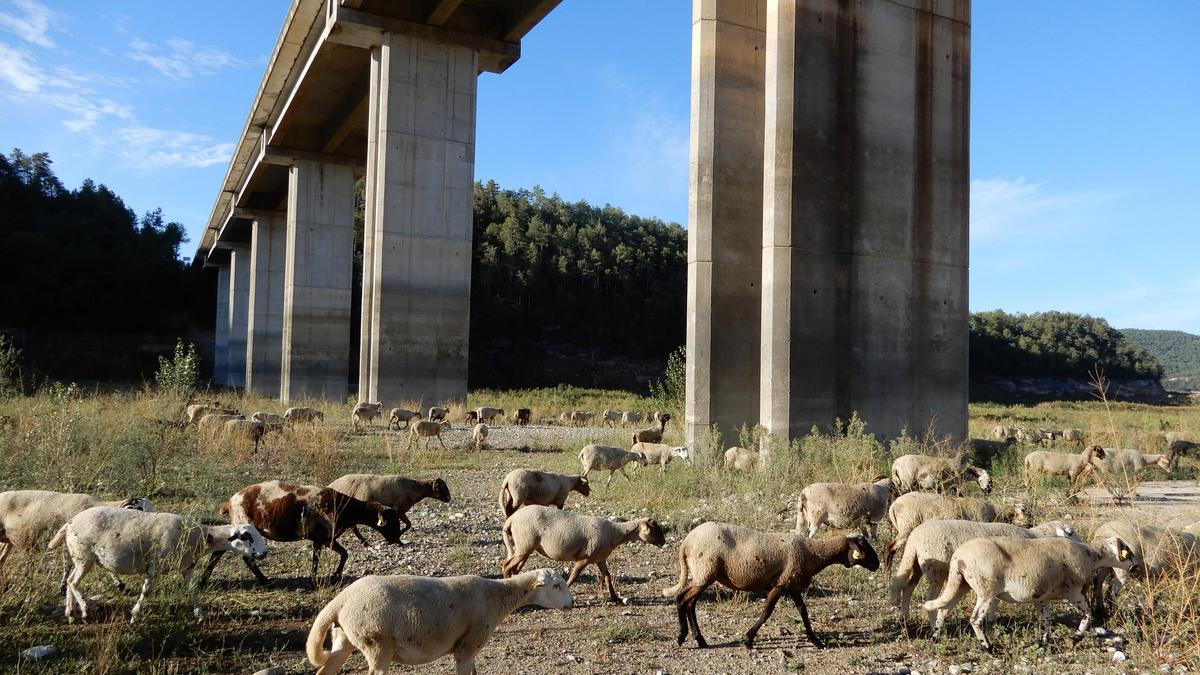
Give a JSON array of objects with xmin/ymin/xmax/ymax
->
[{"xmin": 197, "ymin": 0, "xmax": 970, "ymax": 446}]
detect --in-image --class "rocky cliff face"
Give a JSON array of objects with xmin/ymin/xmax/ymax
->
[{"xmin": 972, "ymin": 376, "xmax": 1167, "ymax": 403}]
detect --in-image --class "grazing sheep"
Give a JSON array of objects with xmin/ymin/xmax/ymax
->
[
  {"xmin": 514, "ymin": 408, "xmax": 531, "ymax": 426},
  {"xmin": 797, "ymin": 477, "xmax": 893, "ymax": 540},
  {"xmin": 469, "ymin": 422, "xmax": 489, "ymax": 450},
  {"xmin": 50, "ymin": 506, "xmax": 266, "ymax": 622},
  {"xmin": 723, "ymin": 446, "xmax": 758, "ymax": 471},
  {"xmin": 578, "ymin": 444, "xmax": 647, "ymax": 484},
  {"xmin": 326, "ymin": 474, "xmax": 451, "ymax": 542},
  {"xmin": 921, "ymin": 535, "xmax": 1138, "ymax": 649},
  {"xmin": 306, "ymin": 569, "xmax": 571, "ymax": 675},
  {"xmin": 1062, "ymin": 428, "xmax": 1085, "ymax": 443},
  {"xmin": 224, "ymin": 418, "xmax": 267, "ymax": 453},
  {"xmin": 558, "ymin": 411, "xmax": 571, "ymax": 425},
  {"xmin": 967, "ymin": 437, "xmax": 1014, "ymax": 458},
  {"xmin": 886, "ymin": 492, "xmax": 1018, "ymax": 566},
  {"xmin": 475, "ymin": 406, "xmax": 504, "ymax": 424},
  {"xmin": 601, "ymin": 409, "xmax": 621, "ymax": 427},
  {"xmin": 204, "ymin": 481, "xmax": 404, "ymax": 586},
  {"xmin": 631, "ymin": 442, "xmax": 691, "ymax": 473},
  {"xmin": 502, "ymin": 506, "xmax": 665, "ymax": 603},
  {"xmin": 1024, "ymin": 444, "xmax": 1106, "ymax": 491},
  {"xmin": 351, "ymin": 402, "xmax": 384, "ymax": 431},
  {"xmin": 387, "ymin": 408, "xmax": 421, "ymax": 430},
  {"xmin": 427, "ymin": 406, "xmax": 449, "ymax": 423},
  {"xmin": 404, "ymin": 419, "xmax": 451, "ymax": 451},
  {"xmin": 569, "ymin": 411, "xmax": 595, "ymax": 426},
  {"xmin": 185, "ymin": 403, "xmax": 237, "ymax": 426},
  {"xmin": 668, "ymin": 522, "xmax": 879, "ymax": 649},
  {"xmin": 1090, "ymin": 519, "xmax": 1200, "ymax": 620},
  {"xmin": 889, "ymin": 519, "xmax": 1079, "ymax": 632},
  {"xmin": 620, "ymin": 411, "xmax": 642, "ymax": 427},
  {"xmin": 1169, "ymin": 439, "xmax": 1198, "ymax": 457},
  {"xmin": 1016, "ymin": 428, "xmax": 1045, "ymax": 445},
  {"xmin": 251, "ymin": 411, "xmax": 284, "ymax": 432},
  {"xmin": 632, "ymin": 412, "xmax": 670, "ymax": 444},
  {"xmin": 498, "ymin": 469, "xmax": 590, "ymax": 518},
  {"xmin": 890, "ymin": 453, "xmax": 991, "ymax": 495},
  {"xmin": 284, "ymin": 406, "xmax": 324, "ymax": 425},
  {"xmin": 1098, "ymin": 447, "xmax": 1174, "ymax": 477},
  {"xmin": 198, "ymin": 412, "xmax": 244, "ymax": 434},
  {"xmin": 990, "ymin": 425, "xmax": 1017, "ymax": 441}
]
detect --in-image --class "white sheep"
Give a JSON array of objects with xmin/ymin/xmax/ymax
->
[
  {"xmin": 49, "ymin": 506, "xmax": 266, "ymax": 622},
  {"xmin": 250, "ymin": 411, "xmax": 284, "ymax": 431},
  {"xmin": 284, "ymin": 406, "xmax": 324, "ymax": 424},
  {"xmin": 387, "ymin": 408, "xmax": 421, "ymax": 430},
  {"xmin": 475, "ymin": 406, "xmax": 504, "ymax": 424},
  {"xmin": 990, "ymin": 425, "xmax": 1017, "ymax": 441},
  {"xmin": 1062, "ymin": 428, "xmax": 1085, "ymax": 443},
  {"xmin": 890, "ymin": 453, "xmax": 991, "ymax": 495},
  {"xmin": 502, "ymin": 506, "xmax": 665, "ymax": 603},
  {"xmin": 632, "ymin": 413, "xmax": 670, "ymax": 444},
  {"xmin": 631, "ymin": 442, "xmax": 691, "ymax": 473},
  {"xmin": 620, "ymin": 411, "xmax": 642, "ymax": 427},
  {"xmin": 498, "ymin": 469, "xmax": 590, "ymax": 518},
  {"xmin": 426, "ymin": 406, "xmax": 449, "ymax": 422},
  {"xmin": 797, "ymin": 477, "xmax": 893, "ymax": 540},
  {"xmin": 198, "ymin": 412, "xmax": 244, "ymax": 434},
  {"xmin": 1024, "ymin": 444, "xmax": 1106, "ymax": 491},
  {"xmin": 921, "ymin": 535, "xmax": 1137, "ymax": 649},
  {"xmin": 888, "ymin": 518, "xmax": 1079, "ymax": 632},
  {"xmin": 186, "ymin": 403, "xmax": 235, "ymax": 426},
  {"xmin": 224, "ymin": 418, "xmax": 267, "ymax": 453},
  {"xmin": 723, "ymin": 446, "xmax": 758, "ymax": 471},
  {"xmin": 306, "ymin": 569, "xmax": 571, "ymax": 675},
  {"xmin": 468, "ymin": 422, "xmax": 488, "ymax": 450},
  {"xmin": 601, "ymin": 409, "xmax": 621, "ymax": 427},
  {"xmin": 351, "ymin": 401, "xmax": 384, "ymax": 431},
  {"xmin": 406, "ymin": 420, "xmax": 450, "ymax": 451},
  {"xmin": 886, "ymin": 492, "xmax": 1025, "ymax": 566},
  {"xmin": 1090, "ymin": 519, "xmax": 1200, "ymax": 619},
  {"xmin": 1016, "ymin": 428, "xmax": 1045, "ymax": 445},
  {"xmin": 569, "ymin": 410, "xmax": 595, "ymax": 426},
  {"xmin": 578, "ymin": 444, "xmax": 647, "ymax": 484},
  {"xmin": 1098, "ymin": 447, "xmax": 1174, "ymax": 476}
]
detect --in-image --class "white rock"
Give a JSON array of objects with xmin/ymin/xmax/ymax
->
[
  {"xmin": 1113, "ymin": 651, "xmax": 1128, "ymax": 662},
  {"xmin": 950, "ymin": 666, "xmax": 962, "ymax": 675},
  {"xmin": 20, "ymin": 645, "xmax": 58, "ymax": 662}
]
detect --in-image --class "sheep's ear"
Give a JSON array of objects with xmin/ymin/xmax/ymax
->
[
  {"xmin": 207, "ymin": 532, "xmax": 215, "ymax": 547},
  {"xmin": 532, "ymin": 578, "xmax": 545, "ymax": 588}
]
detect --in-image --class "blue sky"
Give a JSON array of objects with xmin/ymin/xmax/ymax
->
[{"xmin": 1, "ymin": 1, "xmax": 1197, "ymax": 332}]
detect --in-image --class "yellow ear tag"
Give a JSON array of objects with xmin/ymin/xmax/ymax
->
[
  {"xmin": 851, "ymin": 550, "xmax": 863, "ymax": 561},
  {"xmin": 1119, "ymin": 549, "xmax": 1129, "ymax": 560}
]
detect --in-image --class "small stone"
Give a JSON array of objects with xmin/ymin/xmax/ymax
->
[
  {"xmin": 950, "ymin": 666, "xmax": 961, "ymax": 675},
  {"xmin": 960, "ymin": 665, "xmax": 973, "ymax": 673},
  {"xmin": 1094, "ymin": 627, "xmax": 1112, "ymax": 637},
  {"xmin": 1160, "ymin": 666, "xmax": 1173, "ymax": 673},
  {"xmin": 252, "ymin": 668, "xmax": 286, "ymax": 675},
  {"xmin": 21, "ymin": 645, "xmax": 58, "ymax": 662},
  {"xmin": 622, "ymin": 610, "xmax": 633, "ymax": 616},
  {"xmin": 899, "ymin": 667, "xmax": 911, "ymax": 675},
  {"xmin": 566, "ymin": 654, "xmax": 577, "ymax": 662},
  {"xmin": 1113, "ymin": 651, "xmax": 1127, "ymax": 662}
]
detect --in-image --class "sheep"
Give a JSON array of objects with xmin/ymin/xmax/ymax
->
[
  {"xmin": 668, "ymin": 522, "xmax": 879, "ymax": 649},
  {"xmin": 1169, "ymin": 439, "xmax": 1198, "ymax": 457},
  {"xmin": 475, "ymin": 406, "xmax": 504, "ymax": 424},
  {"xmin": 723, "ymin": 445, "xmax": 758, "ymax": 471},
  {"xmin": 463, "ymin": 410, "xmax": 478, "ymax": 423},
  {"xmin": 886, "ymin": 492, "xmax": 1022, "ymax": 566},
  {"xmin": 427, "ymin": 406, "xmax": 449, "ymax": 422},
  {"xmin": 326, "ymin": 474, "xmax": 451, "ymax": 542},
  {"xmin": 498, "ymin": 469, "xmax": 590, "ymax": 518},
  {"xmin": 888, "ymin": 518, "xmax": 1079, "ymax": 632},
  {"xmin": 890, "ymin": 453, "xmax": 991, "ymax": 495},
  {"xmin": 797, "ymin": 477, "xmax": 893, "ymax": 540},
  {"xmin": 921, "ymin": 535, "xmax": 1138, "ymax": 650},
  {"xmin": 569, "ymin": 410, "xmax": 594, "ymax": 426},
  {"xmin": 1024, "ymin": 444, "xmax": 1106, "ymax": 491},
  {"xmin": 578, "ymin": 444, "xmax": 647, "ymax": 484},
  {"xmin": 186, "ymin": 403, "xmax": 237, "ymax": 426},
  {"xmin": 198, "ymin": 412, "xmax": 244, "ymax": 434},
  {"xmin": 631, "ymin": 442, "xmax": 690, "ymax": 473},
  {"xmin": 351, "ymin": 401, "xmax": 384, "ymax": 431},
  {"xmin": 1062, "ymin": 428, "xmax": 1085, "ymax": 443},
  {"xmin": 620, "ymin": 411, "xmax": 642, "ymax": 427},
  {"xmin": 203, "ymin": 481, "xmax": 404, "ymax": 586},
  {"xmin": 387, "ymin": 407, "xmax": 421, "ymax": 430},
  {"xmin": 502, "ymin": 505, "xmax": 665, "ymax": 603},
  {"xmin": 0, "ymin": 490, "xmax": 153, "ymax": 593},
  {"xmin": 1016, "ymin": 428, "xmax": 1044, "ymax": 445},
  {"xmin": 632, "ymin": 412, "xmax": 670, "ymax": 444},
  {"xmin": 468, "ymin": 422, "xmax": 489, "ymax": 450},
  {"xmin": 601, "ymin": 409, "xmax": 621, "ymax": 427},
  {"xmin": 514, "ymin": 408, "xmax": 531, "ymax": 426},
  {"xmin": 558, "ymin": 411, "xmax": 570, "ymax": 425},
  {"xmin": 1090, "ymin": 519, "xmax": 1200, "ymax": 620},
  {"xmin": 284, "ymin": 406, "xmax": 324, "ymax": 425},
  {"xmin": 305, "ymin": 568, "xmax": 572, "ymax": 675},
  {"xmin": 50, "ymin": 506, "xmax": 266, "ymax": 622},
  {"xmin": 406, "ymin": 419, "xmax": 450, "ymax": 451},
  {"xmin": 251, "ymin": 411, "xmax": 284, "ymax": 432},
  {"xmin": 990, "ymin": 425, "xmax": 1017, "ymax": 441},
  {"xmin": 1098, "ymin": 447, "xmax": 1174, "ymax": 477},
  {"xmin": 224, "ymin": 418, "xmax": 267, "ymax": 453}
]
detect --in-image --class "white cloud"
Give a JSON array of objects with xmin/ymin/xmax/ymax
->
[
  {"xmin": 0, "ymin": 41, "xmax": 41, "ymax": 92},
  {"xmin": 129, "ymin": 36, "xmax": 245, "ymax": 80},
  {"xmin": 970, "ymin": 176, "xmax": 1111, "ymax": 242},
  {"xmin": 114, "ymin": 126, "xmax": 233, "ymax": 168},
  {"xmin": 0, "ymin": 0, "xmax": 56, "ymax": 47}
]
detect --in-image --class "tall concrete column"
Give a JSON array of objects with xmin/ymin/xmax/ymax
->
[
  {"xmin": 213, "ymin": 264, "xmax": 230, "ymax": 386},
  {"xmin": 685, "ymin": 0, "xmax": 766, "ymax": 449},
  {"xmin": 246, "ymin": 214, "xmax": 287, "ymax": 397},
  {"xmin": 227, "ymin": 244, "xmax": 251, "ymax": 390},
  {"xmin": 360, "ymin": 32, "xmax": 476, "ymax": 406},
  {"xmin": 760, "ymin": 0, "xmax": 970, "ymax": 443},
  {"xmin": 281, "ymin": 159, "xmax": 356, "ymax": 402}
]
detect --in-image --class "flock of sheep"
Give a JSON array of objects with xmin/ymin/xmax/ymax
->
[{"xmin": 1, "ymin": 404, "xmax": 1197, "ymax": 673}]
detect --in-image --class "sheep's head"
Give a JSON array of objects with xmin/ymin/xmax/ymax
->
[
  {"xmin": 573, "ymin": 476, "xmax": 591, "ymax": 496},
  {"xmin": 1012, "ymin": 502, "xmax": 1034, "ymax": 527},
  {"xmin": 120, "ymin": 497, "xmax": 155, "ymax": 512},
  {"xmin": 225, "ymin": 524, "xmax": 268, "ymax": 559},
  {"xmin": 638, "ymin": 519, "xmax": 667, "ymax": 547},
  {"xmin": 633, "ymin": 451, "xmax": 649, "ymax": 466},
  {"xmin": 1085, "ymin": 445, "xmax": 1106, "ymax": 461},
  {"xmin": 844, "ymin": 534, "xmax": 880, "ymax": 571},
  {"xmin": 373, "ymin": 506, "xmax": 405, "ymax": 544},
  {"xmin": 430, "ymin": 478, "xmax": 451, "ymax": 502},
  {"xmin": 1103, "ymin": 537, "xmax": 1141, "ymax": 574},
  {"xmin": 315, "ymin": 411, "xmax": 325, "ymax": 421},
  {"xmin": 974, "ymin": 468, "xmax": 992, "ymax": 494},
  {"xmin": 673, "ymin": 446, "xmax": 692, "ymax": 464},
  {"xmin": 527, "ymin": 568, "xmax": 573, "ymax": 610}
]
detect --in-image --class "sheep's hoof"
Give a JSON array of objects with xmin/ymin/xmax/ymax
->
[
  {"xmin": 695, "ymin": 638, "xmax": 709, "ymax": 649},
  {"xmin": 742, "ymin": 635, "xmax": 756, "ymax": 650},
  {"xmin": 808, "ymin": 637, "xmax": 826, "ymax": 650},
  {"xmin": 676, "ymin": 634, "xmax": 686, "ymax": 647}
]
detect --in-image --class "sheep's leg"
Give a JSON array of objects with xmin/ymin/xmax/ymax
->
[
  {"xmin": 743, "ymin": 586, "xmax": 785, "ymax": 648},
  {"xmin": 453, "ymin": 654, "xmax": 477, "ymax": 675},
  {"xmin": 181, "ymin": 566, "xmax": 203, "ymax": 621},
  {"xmin": 924, "ymin": 576, "xmax": 947, "ymax": 635},
  {"xmin": 436, "ymin": 434, "xmax": 447, "ymax": 449},
  {"xmin": 564, "ymin": 560, "xmax": 589, "ymax": 586},
  {"xmin": 319, "ymin": 626, "xmax": 354, "ymax": 675},
  {"xmin": 363, "ymin": 642, "xmax": 392, "ymax": 675},
  {"xmin": 1066, "ymin": 591, "xmax": 1095, "ymax": 640},
  {"xmin": 197, "ymin": 549, "xmax": 225, "ymax": 587},
  {"xmin": 329, "ymin": 539, "xmax": 349, "ymax": 583},
  {"xmin": 59, "ymin": 555, "xmax": 72, "ymax": 596},
  {"xmin": 129, "ymin": 562, "xmax": 155, "ymax": 621},
  {"xmin": 0, "ymin": 542, "xmax": 11, "ymax": 565},
  {"xmin": 675, "ymin": 592, "xmax": 691, "ymax": 645},
  {"xmin": 241, "ymin": 553, "xmax": 273, "ymax": 587},
  {"xmin": 788, "ymin": 591, "xmax": 825, "ymax": 649},
  {"xmin": 675, "ymin": 586, "xmax": 708, "ymax": 648},
  {"xmin": 597, "ymin": 560, "xmax": 622, "ymax": 603},
  {"xmin": 867, "ymin": 521, "xmax": 878, "ymax": 542},
  {"xmin": 109, "ymin": 571, "xmax": 126, "ymax": 593},
  {"xmin": 970, "ymin": 597, "xmax": 997, "ymax": 651},
  {"xmin": 619, "ymin": 466, "xmax": 633, "ymax": 482},
  {"xmin": 606, "ymin": 470, "xmax": 615, "ymax": 486},
  {"xmin": 1036, "ymin": 602, "xmax": 1053, "ymax": 644},
  {"xmin": 350, "ymin": 525, "xmax": 371, "ymax": 547},
  {"xmin": 65, "ymin": 558, "xmax": 93, "ymax": 622},
  {"xmin": 502, "ymin": 551, "xmax": 534, "ymax": 578}
]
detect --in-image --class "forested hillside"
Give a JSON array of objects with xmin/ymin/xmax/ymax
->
[{"xmin": 1122, "ymin": 328, "xmax": 1200, "ymax": 391}]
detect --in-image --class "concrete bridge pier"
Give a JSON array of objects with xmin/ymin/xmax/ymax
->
[
  {"xmin": 359, "ymin": 32, "xmax": 477, "ymax": 407},
  {"xmin": 213, "ymin": 264, "xmax": 230, "ymax": 386},
  {"xmin": 226, "ymin": 244, "xmax": 251, "ymax": 390},
  {"xmin": 245, "ymin": 213, "xmax": 287, "ymax": 397},
  {"xmin": 280, "ymin": 159, "xmax": 356, "ymax": 403}
]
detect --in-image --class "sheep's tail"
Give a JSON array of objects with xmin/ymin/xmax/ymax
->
[
  {"xmin": 887, "ymin": 540, "xmax": 921, "ymax": 607},
  {"xmin": 499, "ymin": 482, "xmax": 514, "ymax": 519},
  {"xmin": 885, "ymin": 534, "xmax": 905, "ymax": 568},
  {"xmin": 47, "ymin": 523, "xmax": 69, "ymax": 550},
  {"xmin": 306, "ymin": 592, "xmax": 346, "ymax": 666},
  {"xmin": 218, "ymin": 501, "xmax": 230, "ymax": 518},
  {"xmin": 922, "ymin": 557, "xmax": 967, "ymax": 611},
  {"xmin": 662, "ymin": 541, "xmax": 689, "ymax": 598},
  {"xmin": 501, "ymin": 520, "xmax": 515, "ymax": 560},
  {"xmin": 797, "ymin": 493, "xmax": 808, "ymax": 533}
]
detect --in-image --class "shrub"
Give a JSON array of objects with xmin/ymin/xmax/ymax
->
[
  {"xmin": 0, "ymin": 335, "xmax": 22, "ymax": 398},
  {"xmin": 155, "ymin": 339, "xmax": 200, "ymax": 394},
  {"xmin": 649, "ymin": 346, "xmax": 685, "ymax": 412}
]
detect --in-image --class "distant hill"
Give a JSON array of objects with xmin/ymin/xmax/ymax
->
[{"xmin": 1121, "ymin": 328, "xmax": 1200, "ymax": 392}]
